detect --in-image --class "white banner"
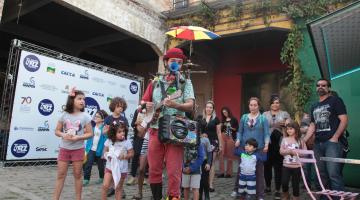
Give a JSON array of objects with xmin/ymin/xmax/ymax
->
[{"xmin": 6, "ymin": 50, "xmax": 141, "ymax": 160}]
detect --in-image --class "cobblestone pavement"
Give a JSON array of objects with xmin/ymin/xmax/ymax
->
[{"xmin": 0, "ymin": 164, "xmax": 359, "ymax": 200}]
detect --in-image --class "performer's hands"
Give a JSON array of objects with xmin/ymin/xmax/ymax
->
[
  {"xmin": 164, "ymin": 97, "xmax": 178, "ymax": 109},
  {"xmin": 146, "ymin": 102, "xmax": 154, "ymax": 113}
]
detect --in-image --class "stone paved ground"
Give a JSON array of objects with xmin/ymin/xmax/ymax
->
[{"xmin": 0, "ymin": 164, "xmax": 359, "ymax": 200}]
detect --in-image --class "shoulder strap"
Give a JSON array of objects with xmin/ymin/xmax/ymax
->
[{"xmin": 159, "ymin": 81, "xmax": 167, "ymax": 101}]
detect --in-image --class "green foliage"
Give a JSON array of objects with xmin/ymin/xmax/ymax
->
[
  {"xmin": 198, "ymin": 1, "xmax": 218, "ymax": 29},
  {"xmin": 278, "ymin": 0, "xmax": 354, "ymax": 20},
  {"xmin": 281, "ymin": 25, "xmax": 313, "ymax": 120},
  {"xmin": 230, "ymin": 2, "xmax": 244, "ymax": 22}
]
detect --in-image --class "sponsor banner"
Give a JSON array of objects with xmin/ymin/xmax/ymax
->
[{"xmin": 6, "ymin": 50, "xmax": 140, "ymax": 160}]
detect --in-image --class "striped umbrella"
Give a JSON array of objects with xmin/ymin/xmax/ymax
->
[
  {"xmin": 166, "ymin": 26, "xmax": 220, "ymax": 40},
  {"xmin": 166, "ymin": 26, "xmax": 220, "ymax": 57}
]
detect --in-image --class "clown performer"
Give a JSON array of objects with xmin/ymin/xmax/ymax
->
[{"xmin": 137, "ymin": 48, "xmax": 195, "ymax": 200}]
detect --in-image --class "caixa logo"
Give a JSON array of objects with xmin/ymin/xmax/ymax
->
[
  {"xmin": 11, "ymin": 139, "xmax": 30, "ymax": 157},
  {"xmin": 38, "ymin": 99, "xmax": 54, "ymax": 116},
  {"xmin": 23, "ymin": 55, "xmax": 40, "ymax": 72},
  {"xmin": 23, "ymin": 77, "xmax": 35, "ymax": 88},
  {"xmin": 38, "ymin": 120, "xmax": 50, "ymax": 132},
  {"xmin": 61, "ymin": 71, "xmax": 75, "ymax": 77},
  {"xmin": 36, "ymin": 145, "xmax": 48, "ymax": 152},
  {"xmin": 80, "ymin": 70, "xmax": 89, "ymax": 79},
  {"xmin": 92, "ymin": 92, "xmax": 104, "ymax": 97},
  {"xmin": 129, "ymin": 82, "xmax": 138, "ymax": 94},
  {"xmin": 85, "ymin": 97, "xmax": 100, "ymax": 118}
]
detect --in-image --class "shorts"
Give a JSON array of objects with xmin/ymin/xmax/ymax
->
[
  {"xmin": 140, "ymin": 138, "xmax": 149, "ymax": 155},
  {"xmin": 58, "ymin": 148, "xmax": 84, "ymax": 162},
  {"xmin": 105, "ymin": 168, "xmax": 128, "ymax": 178},
  {"xmin": 182, "ymin": 174, "xmax": 201, "ymax": 189}
]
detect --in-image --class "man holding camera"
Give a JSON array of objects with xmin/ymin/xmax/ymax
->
[{"xmin": 138, "ymin": 48, "xmax": 195, "ymax": 200}]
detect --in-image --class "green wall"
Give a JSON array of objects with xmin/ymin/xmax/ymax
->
[
  {"xmin": 332, "ymin": 71, "xmax": 360, "ymax": 187},
  {"xmin": 298, "ymin": 28, "xmax": 360, "ymax": 187},
  {"xmin": 298, "ymin": 28, "xmax": 321, "ymax": 112}
]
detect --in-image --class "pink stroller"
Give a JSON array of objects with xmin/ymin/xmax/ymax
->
[{"xmin": 294, "ymin": 149, "xmax": 358, "ymax": 200}]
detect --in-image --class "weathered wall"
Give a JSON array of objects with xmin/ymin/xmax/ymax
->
[
  {"xmin": 137, "ymin": 0, "xmax": 171, "ymax": 13},
  {"xmin": 55, "ymin": 0, "xmax": 167, "ymax": 56}
]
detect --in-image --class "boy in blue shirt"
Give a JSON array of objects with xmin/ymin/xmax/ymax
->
[
  {"xmin": 182, "ymin": 143, "xmax": 205, "ymax": 200},
  {"xmin": 234, "ymin": 138, "xmax": 267, "ymax": 200}
]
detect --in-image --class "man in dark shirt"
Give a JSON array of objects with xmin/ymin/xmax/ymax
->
[{"xmin": 304, "ymin": 78, "xmax": 348, "ymax": 194}]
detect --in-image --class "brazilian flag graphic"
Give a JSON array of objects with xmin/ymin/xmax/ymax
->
[{"xmin": 47, "ymin": 66, "xmax": 55, "ymax": 73}]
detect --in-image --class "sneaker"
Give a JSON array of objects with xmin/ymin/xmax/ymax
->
[
  {"xmin": 127, "ymin": 176, "xmax": 137, "ymax": 185},
  {"xmin": 82, "ymin": 179, "xmax": 89, "ymax": 186},
  {"xmin": 275, "ymin": 191, "xmax": 281, "ymax": 199},
  {"xmin": 230, "ymin": 191, "xmax": 238, "ymax": 197},
  {"xmin": 209, "ymin": 187, "xmax": 215, "ymax": 192},
  {"xmin": 143, "ymin": 179, "xmax": 148, "ymax": 185},
  {"xmin": 95, "ymin": 178, "xmax": 103, "ymax": 184}
]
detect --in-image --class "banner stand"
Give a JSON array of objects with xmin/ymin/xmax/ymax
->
[{"xmin": 0, "ymin": 39, "xmax": 144, "ymax": 167}]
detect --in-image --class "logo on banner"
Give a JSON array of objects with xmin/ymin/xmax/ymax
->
[
  {"xmin": 11, "ymin": 139, "xmax": 30, "ymax": 157},
  {"xmin": 36, "ymin": 145, "xmax": 48, "ymax": 152},
  {"xmin": 23, "ymin": 55, "xmax": 40, "ymax": 72},
  {"xmin": 92, "ymin": 77, "xmax": 104, "ymax": 83},
  {"xmin": 40, "ymin": 84, "xmax": 58, "ymax": 92},
  {"xmin": 38, "ymin": 120, "xmax": 50, "ymax": 132},
  {"xmin": 85, "ymin": 97, "xmax": 100, "ymax": 118},
  {"xmin": 14, "ymin": 126, "xmax": 34, "ymax": 131},
  {"xmin": 21, "ymin": 96, "xmax": 32, "ymax": 104},
  {"xmin": 130, "ymin": 82, "xmax": 138, "ymax": 94},
  {"xmin": 92, "ymin": 92, "xmax": 104, "ymax": 97},
  {"xmin": 80, "ymin": 70, "xmax": 89, "ymax": 79},
  {"xmin": 61, "ymin": 70, "xmax": 75, "ymax": 77},
  {"xmin": 19, "ymin": 96, "xmax": 32, "ymax": 113},
  {"xmin": 61, "ymin": 85, "xmax": 70, "ymax": 94},
  {"xmin": 23, "ymin": 77, "xmax": 35, "ymax": 88},
  {"xmin": 47, "ymin": 63, "xmax": 56, "ymax": 74},
  {"xmin": 38, "ymin": 99, "xmax": 54, "ymax": 116}
]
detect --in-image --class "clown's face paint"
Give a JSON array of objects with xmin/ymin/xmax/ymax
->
[{"xmin": 167, "ymin": 58, "xmax": 183, "ymax": 72}]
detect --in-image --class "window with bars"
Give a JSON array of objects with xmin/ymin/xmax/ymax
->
[{"xmin": 173, "ymin": 0, "xmax": 188, "ymax": 10}]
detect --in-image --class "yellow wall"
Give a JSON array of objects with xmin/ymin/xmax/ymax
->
[{"xmin": 167, "ymin": 3, "xmax": 293, "ymax": 48}]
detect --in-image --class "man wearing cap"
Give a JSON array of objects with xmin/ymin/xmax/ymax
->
[{"xmin": 138, "ymin": 48, "xmax": 195, "ymax": 200}]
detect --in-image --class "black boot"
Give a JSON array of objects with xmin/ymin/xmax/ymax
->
[{"xmin": 150, "ymin": 183, "xmax": 163, "ymax": 200}]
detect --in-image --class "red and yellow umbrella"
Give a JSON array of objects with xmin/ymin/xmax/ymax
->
[
  {"xmin": 166, "ymin": 26, "xmax": 220, "ymax": 57},
  {"xmin": 166, "ymin": 26, "xmax": 220, "ymax": 40}
]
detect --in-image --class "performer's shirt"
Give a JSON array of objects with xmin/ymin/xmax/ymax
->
[{"xmin": 142, "ymin": 75, "xmax": 195, "ymax": 129}]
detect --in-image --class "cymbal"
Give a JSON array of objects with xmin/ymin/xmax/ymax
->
[{"xmin": 183, "ymin": 62, "xmax": 200, "ymax": 67}]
